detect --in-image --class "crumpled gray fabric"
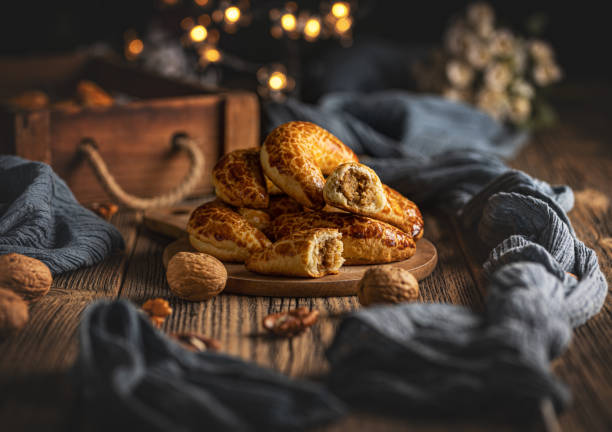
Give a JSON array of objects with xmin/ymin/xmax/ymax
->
[
  {"xmin": 0, "ymin": 156, "xmax": 124, "ymax": 274},
  {"xmin": 326, "ymin": 161, "xmax": 607, "ymax": 416},
  {"xmin": 266, "ymin": 92, "xmax": 528, "ymax": 159},
  {"xmin": 73, "ymin": 300, "xmax": 345, "ymax": 432}
]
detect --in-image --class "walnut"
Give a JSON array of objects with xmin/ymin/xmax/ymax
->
[
  {"xmin": 171, "ymin": 332, "xmax": 221, "ymax": 352},
  {"xmin": 262, "ymin": 307, "xmax": 319, "ymax": 337},
  {"xmin": 89, "ymin": 202, "xmax": 119, "ymax": 221},
  {"xmin": 142, "ymin": 298, "xmax": 173, "ymax": 328},
  {"xmin": 0, "ymin": 288, "xmax": 29, "ymax": 334},
  {"xmin": 358, "ymin": 267, "xmax": 419, "ymax": 306},
  {"xmin": 166, "ymin": 252, "xmax": 227, "ymax": 301},
  {"xmin": 0, "ymin": 253, "xmax": 52, "ymax": 303}
]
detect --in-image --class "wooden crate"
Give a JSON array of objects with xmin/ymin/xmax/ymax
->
[{"xmin": 0, "ymin": 52, "xmax": 260, "ymax": 204}]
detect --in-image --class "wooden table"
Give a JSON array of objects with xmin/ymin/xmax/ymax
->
[{"xmin": 1, "ymin": 85, "xmax": 610, "ymax": 431}]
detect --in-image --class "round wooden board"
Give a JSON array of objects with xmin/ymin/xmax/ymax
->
[{"xmin": 163, "ymin": 237, "xmax": 437, "ymax": 297}]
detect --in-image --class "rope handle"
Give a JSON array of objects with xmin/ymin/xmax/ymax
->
[{"xmin": 79, "ymin": 134, "xmax": 205, "ymax": 210}]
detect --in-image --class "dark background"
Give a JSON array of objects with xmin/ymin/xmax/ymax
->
[{"xmin": 1, "ymin": 0, "xmax": 609, "ymax": 95}]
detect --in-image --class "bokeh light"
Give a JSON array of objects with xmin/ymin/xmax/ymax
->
[
  {"xmin": 190, "ymin": 25, "xmax": 208, "ymax": 42},
  {"xmin": 281, "ymin": 13, "xmax": 296, "ymax": 31},
  {"xmin": 304, "ymin": 18, "xmax": 321, "ymax": 39},
  {"xmin": 225, "ymin": 6, "xmax": 241, "ymax": 23},
  {"xmin": 268, "ymin": 71, "xmax": 287, "ymax": 90},
  {"xmin": 331, "ymin": 2, "xmax": 350, "ymax": 18},
  {"xmin": 335, "ymin": 17, "xmax": 352, "ymax": 33}
]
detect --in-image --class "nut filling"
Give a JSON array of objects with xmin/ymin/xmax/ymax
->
[
  {"xmin": 338, "ymin": 169, "xmax": 374, "ymax": 207},
  {"xmin": 315, "ymin": 237, "xmax": 343, "ymax": 273}
]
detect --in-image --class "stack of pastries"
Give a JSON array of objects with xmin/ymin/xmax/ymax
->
[{"xmin": 187, "ymin": 121, "xmax": 423, "ymax": 278}]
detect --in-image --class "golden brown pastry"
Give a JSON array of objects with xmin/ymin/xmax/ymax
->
[
  {"xmin": 268, "ymin": 212, "xmax": 415, "ymax": 265},
  {"xmin": 265, "ymin": 176, "xmax": 284, "ymax": 195},
  {"xmin": 323, "ymin": 162, "xmax": 387, "ymax": 215},
  {"xmin": 246, "ymin": 229, "xmax": 344, "ymax": 278},
  {"xmin": 323, "ymin": 162, "xmax": 423, "ymax": 239},
  {"xmin": 260, "ymin": 121, "xmax": 358, "ymax": 209},
  {"xmin": 264, "ymin": 195, "xmax": 303, "ymax": 220},
  {"xmin": 187, "ymin": 201, "xmax": 271, "ymax": 262},
  {"xmin": 378, "ymin": 185, "xmax": 424, "ymax": 240},
  {"xmin": 237, "ymin": 208, "xmax": 271, "ymax": 231},
  {"xmin": 212, "ymin": 148, "xmax": 269, "ymax": 208}
]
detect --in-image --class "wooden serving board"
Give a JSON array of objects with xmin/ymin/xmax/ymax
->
[{"xmin": 163, "ymin": 236, "xmax": 437, "ymax": 297}]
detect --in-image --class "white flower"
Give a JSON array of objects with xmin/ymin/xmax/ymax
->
[
  {"xmin": 529, "ymin": 40, "xmax": 554, "ymax": 63},
  {"xmin": 510, "ymin": 79, "xmax": 534, "ymax": 99},
  {"xmin": 508, "ymin": 96, "xmax": 531, "ymax": 124},
  {"xmin": 510, "ymin": 40, "xmax": 527, "ymax": 73},
  {"xmin": 533, "ymin": 62, "xmax": 562, "ymax": 86},
  {"xmin": 476, "ymin": 88, "xmax": 510, "ymax": 121},
  {"xmin": 446, "ymin": 60, "xmax": 474, "ymax": 89},
  {"xmin": 467, "ymin": 2, "xmax": 495, "ymax": 38},
  {"xmin": 443, "ymin": 87, "xmax": 471, "ymax": 103},
  {"xmin": 485, "ymin": 62, "xmax": 513, "ymax": 91},
  {"xmin": 489, "ymin": 29, "xmax": 516, "ymax": 57},
  {"xmin": 465, "ymin": 36, "xmax": 491, "ymax": 70},
  {"xmin": 445, "ymin": 20, "xmax": 471, "ymax": 55}
]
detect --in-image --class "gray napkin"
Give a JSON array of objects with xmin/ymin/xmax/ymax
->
[{"xmin": 0, "ymin": 155, "xmax": 124, "ymax": 274}]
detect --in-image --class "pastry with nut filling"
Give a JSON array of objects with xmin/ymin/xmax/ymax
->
[{"xmin": 246, "ymin": 229, "xmax": 344, "ymax": 278}]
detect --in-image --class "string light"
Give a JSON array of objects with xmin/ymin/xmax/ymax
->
[
  {"xmin": 194, "ymin": 0, "xmax": 209, "ymax": 6},
  {"xmin": 128, "ymin": 39, "xmax": 144, "ymax": 55},
  {"xmin": 124, "ymin": 30, "xmax": 144, "ymax": 61},
  {"xmin": 280, "ymin": 13, "xmax": 296, "ymax": 31},
  {"xmin": 190, "ymin": 25, "xmax": 208, "ymax": 42},
  {"xmin": 180, "ymin": 17, "xmax": 195, "ymax": 30},
  {"xmin": 331, "ymin": 2, "xmax": 350, "ymax": 18},
  {"xmin": 204, "ymin": 47, "xmax": 222, "ymax": 62},
  {"xmin": 303, "ymin": 17, "xmax": 321, "ymax": 40},
  {"xmin": 268, "ymin": 71, "xmax": 287, "ymax": 90},
  {"xmin": 335, "ymin": 16, "xmax": 352, "ymax": 33},
  {"xmin": 225, "ymin": 6, "xmax": 241, "ymax": 23}
]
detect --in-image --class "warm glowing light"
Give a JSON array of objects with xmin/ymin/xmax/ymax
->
[
  {"xmin": 162, "ymin": 0, "xmax": 179, "ymax": 5},
  {"xmin": 331, "ymin": 2, "xmax": 350, "ymax": 18},
  {"xmin": 304, "ymin": 18, "xmax": 321, "ymax": 39},
  {"xmin": 181, "ymin": 17, "xmax": 195, "ymax": 30},
  {"xmin": 280, "ymin": 13, "xmax": 296, "ymax": 31},
  {"xmin": 190, "ymin": 25, "xmax": 208, "ymax": 42},
  {"xmin": 335, "ymin": 17, "xmax": 352, "ymax": 33},
  {"xmin": 128, "ymin": 39, "xmax": 144, "ymax": 55},
  {"xmin": 194, "ymin": 0, "xmax": 208, "ymax": 6},
  {"xmin": 204, "ymin": 47, "xmax": 221, "ymax": 62},
  {"xmin": 225, "ymin": 6, "xmax": 241, "ymax": 23},
  {"xmin": 268, "ymin": 71, "xmax": 287, "ymax": 90}
]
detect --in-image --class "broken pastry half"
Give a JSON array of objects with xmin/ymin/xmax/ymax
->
[
  {"xmin": 246, "ymin": 229, "xmax": 344, "ymax": 278},
  {"xmin": 323, "ymin": 162, "xmax": 387, "ymax": 215}
]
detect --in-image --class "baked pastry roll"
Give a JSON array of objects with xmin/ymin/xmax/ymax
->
[
  {"xmin": 187, "ymin": 202, "xmax": 271, "ymax": 262},
  {"xmin": 237, "ymin": 208, "xmax": 271, "ymax": 231},
  {"xmin": 246, "ymin": 229, "xmax": 344, "ymax": 278},
  {"xmin": 212, "ymin": 148, "xmax": 269, "ymax": 208},
  {"xmin": 268, "ymin": 212, "xmax": 415, "ymax": 265},
  {"xmin": 261, "ymin": 121, "xmax": 358, "ymax": 209},
  {"xmin": 323, "ymin": 162, "xmax": 424, "ymax": 239}
]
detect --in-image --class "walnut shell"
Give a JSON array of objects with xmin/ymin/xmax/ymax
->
[
  {"xmin": 0, "ymin": 288, "xmax": 29, "ymax": 333},
  {"xmin": 358, "ymin": 267, "xmax": 419, "ymax": 306},
  {"xmin": 0, "ymin": 253, "xmax": 52, "ymax": 303},
  {"xmin": 166, "ymin": 252, "xmax": 227, "ymax": 301}
]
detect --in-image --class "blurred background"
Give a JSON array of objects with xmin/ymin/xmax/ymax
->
[{"xmin": 0, "ymin": 0, "xmax": 609, "ymax": 124}]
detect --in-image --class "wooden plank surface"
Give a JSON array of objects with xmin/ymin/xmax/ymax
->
[{"xmin": 0, "ymin": 85, "xmax": 610, "ymax": 431}]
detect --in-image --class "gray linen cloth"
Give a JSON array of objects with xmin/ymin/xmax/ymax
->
[
  {"xmin": 0, "ymin": 155, "xmax": 124, "ymax": 274},
  {"xmin": 265, "ymin": 93, "xmax": 606, "ymax": 416}
]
